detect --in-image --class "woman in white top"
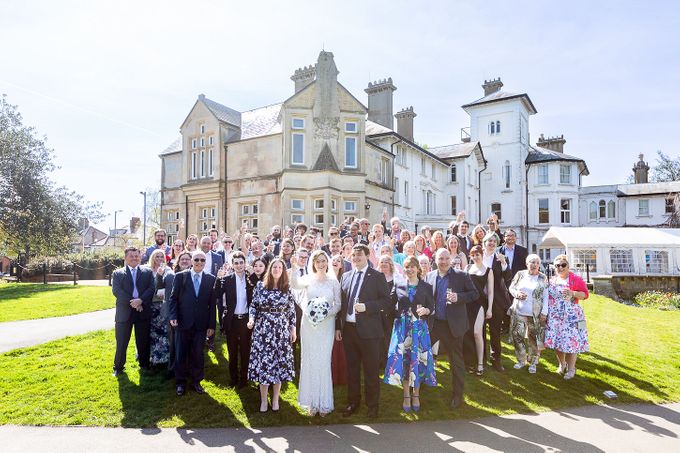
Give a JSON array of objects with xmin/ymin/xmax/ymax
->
[
  {"xmin": 290, "ymin": 249, "xmax": 341, "ymax": 416},
  {"xmin": 507, "ymin": 254, "xmax": 549, "ymax": 374}
]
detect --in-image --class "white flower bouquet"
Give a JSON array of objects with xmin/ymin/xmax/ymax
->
[{"xmin": 306, "ymin": 296, "xmax": 331, "ymax": 327}]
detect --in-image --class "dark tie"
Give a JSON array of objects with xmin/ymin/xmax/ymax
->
[
  {"xmin": 300, "ymin": 268, "xmax": 305, "ymax": 277},
  {"xmin": 131, "ymin": 267, "xmax": 139, "ymax": 298},
  {"xmin": 348, "ymin": 270, "xmax": 363, "ymax": 315}
]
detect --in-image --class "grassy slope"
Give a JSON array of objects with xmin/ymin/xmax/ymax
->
[
  {"xmin": 0, "ymin": 284, "xmax": 114, "ymax": 322},
  {"xmin": 0, "ymin": 294, "xmax": 677, "ymax": 427}
]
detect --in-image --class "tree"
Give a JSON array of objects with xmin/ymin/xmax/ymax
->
[
  {"xmin": 0, "ymin": 95, "xmax": 103, "ymax": 261},
  {"xmin": 650, "ymin": 150, "xmax": 680, "ymax": 183}
]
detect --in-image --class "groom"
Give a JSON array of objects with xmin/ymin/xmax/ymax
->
[{"xmin": 336, "ymin": 243, "xmax": 390, "ymax": 419}]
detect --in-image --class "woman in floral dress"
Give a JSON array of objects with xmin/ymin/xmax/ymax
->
[
  {"xmin": 384, "ymin": 256, "xmax": 437, "ymax": 413},
  {"xmin": 247, "ymin": 258, "xmax": 296, "ymax": 412},
  {"xmin": 544, "ymin": 254, "xmax": 590, "ymax": 380},
  {"xmin": 148, "ymin": 249, "xmax": 172, "ymax": 368}
]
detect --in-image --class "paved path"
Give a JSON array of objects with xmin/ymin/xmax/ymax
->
[
  {"xmin": 0, "ymin": 308, "xmax": 114, "ymax": 353},
  {"xmin": 1, "ymin": 403, "xmax": 678, "ymax": 452}
]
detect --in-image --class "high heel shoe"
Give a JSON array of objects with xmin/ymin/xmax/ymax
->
[
  {"xmin": 402, "ymin": 396, "xmax": 411, "ymax": 413},
  {"xmin": 475, "ymin": 364, "xmax": 484, "ymax": 376},
  {"xmin": 411, "ymin": 395, "xmax": 420, "ymax": 412}
]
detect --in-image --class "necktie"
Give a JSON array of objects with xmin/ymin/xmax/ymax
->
[
  {"xmin": 300, "ymin": 268, "xmax": 306, "ymax": 277},
  {"xmin": 131, "ymin": 268, "xmax": 139, "ymax": 298},
  {"xmin": 193, "ymin": 274, "xmax": 200, "ymax": 297},
  {"xmin": 348, "ymin": 271, "xmax": 363, "ymax": 315}
]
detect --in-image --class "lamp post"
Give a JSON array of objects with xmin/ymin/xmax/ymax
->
[
  {"xmin": 113, "ymin": 210, "xmax": 123, "ymax": 248},
  {"xmin": 139, "ymin": 191, "xmax": 147, "ymax": 246}
]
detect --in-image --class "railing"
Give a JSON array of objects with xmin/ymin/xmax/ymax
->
[{"xmin": 461, "ymin": 127, "xmax": 471, "ymax": 143}]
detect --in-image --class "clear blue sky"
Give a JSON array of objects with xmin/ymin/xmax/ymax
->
[{"xmin": 1, "ymin": 0, "xmax": 678, "ymax": 231}]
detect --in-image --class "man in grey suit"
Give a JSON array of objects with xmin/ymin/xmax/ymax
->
[
  {"xmin": 426, "ymin": 248, "xmax": 479, "ymax": 409},
  {"xmin": 111, "ymin": 246, "xmax": 155, "ymax": 376}
]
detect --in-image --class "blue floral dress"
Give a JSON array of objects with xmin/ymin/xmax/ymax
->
[
  {"xmin": 149, "ymin": 269, "xmax": 171, "ymax": 365},
  {"xmin": 384, "ymin": 285, "xmax": 437, "ymax": 388},
  {"xmin": 247, "ymin": 282, "xmax": 296, "ymax": 384},
  {"xmin": 544, "ymin": 275, "xmax": 589, "ymax": 353}
]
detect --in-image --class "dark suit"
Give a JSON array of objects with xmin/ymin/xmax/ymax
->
[
  {"xmin": 487, "ymin": 255, "xmax": 512, "ymax": 364},
  {"xmin": 215, "ymin": 273, "xmax": 253, "ymax": 385},
  {"xmin": 426, "ymin": 268, "xmax": 479, "ymax": 401},
  {"xmin": 391, "ymin": 280, "xmax": 434, "ymax": 317},
  {"xmin": 204, "ymin": 250, "xmax": 225, "ymax": 349},
  {"xmin": 337, "ymin": 266, "xmax": 390, "ymax": 413},
  {"xmin": 499, "ymin": 244, "xmax": 528, "ymax": 280},
  {"xmin": 457, "ymin": 234, "xmax": 472, "ymax": 257},
  {"xmin": 112, "ymin": 266, "xmax": 155, "ymax": 372},
  {"xmin": 169, "ymin": 270, "xmax": 217, "ymax": 385}
]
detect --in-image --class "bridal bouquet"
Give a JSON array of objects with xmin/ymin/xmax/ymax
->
[{"xmin": 306, "ymin": 296, "xmax": 331, "ymax": 327}]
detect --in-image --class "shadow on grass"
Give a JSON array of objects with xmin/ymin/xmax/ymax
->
[{"xmin": 0, "ymin": 283, "xmax": 74, "ymax": 301}]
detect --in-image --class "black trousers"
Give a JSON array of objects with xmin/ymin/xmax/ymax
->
[
  {"xmin": 226, "ymin": 317, "xmax": 251, "ymax": 384},
  {"xmin": 114, "ymin": 318, "xmax": 150, "ymax": 371},
  {"xmin": 175, "ymin": 326, "xmax": 207, "ymax": 385},
  {"xmin": 167, "ymin": 323, "xmax": 177, "ymax": 372},
  {"xmin": 488, "ymin": 305, "xmax": 504, "ymax": 363},
  {"xmin": 343, "ymin": 323, "xmax": 381, "ymax": 412},
  {"xmin": 206, "ymin": 301, "xmax": 223, "ymax": 348},
  {"xmin": 430, "ymin": 319, "xmax": 465, "ymax": 401}
]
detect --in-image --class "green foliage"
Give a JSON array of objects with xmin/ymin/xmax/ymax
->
[
  {"xmin": 0, "ymin": 95, "xmax": 104, "ymax": 261},
  {"xmin": 20, "ymin": 249, "xmax": 124, "ymax": 278},
  {"xmin": 0, "ymin": 295, "xmax": 679, "ymax": 427},
  {"xmin": 650, "ymin": 150, "xmax": 680, "ymax": 183},
  {"xmin": 634, "ymin": 290, "xmax": 680, "ymax": 310}
]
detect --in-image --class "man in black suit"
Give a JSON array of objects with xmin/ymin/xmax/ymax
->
[
  {"xmin": 200, "ymin": 235, "xmax": 224, "ymax": 352},
  {"xmin": 457, "ymin": 221, "xmax": 472, "ymax": 257},
  {"xmin": 111, "ymin": 247, "xmax": 155, "ymax": 376},
  {"xmin": 498, "ymin": 229, "xmax": 528, "ymax": 335},
  {"xmin": 215, "ymin": 251, "xmax": 253, "ymax": 389},
  {"xmin": 336, "ymin": 243, "xmax": 390, "ymax": 419},
  {"xmin": 425, "ymin": 248, "xmax": 479, "ymax": 409},
  {"xmin": 169, "ymin": 250, "xmax": 216, "ymax": 396}
]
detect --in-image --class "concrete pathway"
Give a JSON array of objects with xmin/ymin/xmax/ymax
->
[
  {"xmin": 0, "ymin": 308, "xmax": 114, "ymax": 353},
  {"xmin": 0, "ymin": 403, "xmax": 678, "ymax": 452}
]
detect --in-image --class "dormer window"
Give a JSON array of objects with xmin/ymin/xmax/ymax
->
[{"xmin": 292, "ymin": 118, "xmax": 305, "ymax": 129}]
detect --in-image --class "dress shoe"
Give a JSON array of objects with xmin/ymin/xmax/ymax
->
[
  {"xmin": 342, "ymin": 405, "xmax": 358, "ymax": 417},
  {"xmin": 112, "ymin": 368, "xmax": 124, "ymax": 377},
  {"xmin": 450, "ymin": 397, "xmax": 463, "ymax": 409},
  {"xmin": 193, "ymin": 383, "xmax": 206, "ymax": 394},
  {"xmin": 176, "ymin": 385, "xmax": 185, "ymax": 396},
  {"xmin": 492, "ymin": 361, "xmax": 505, "ymax": 372}
]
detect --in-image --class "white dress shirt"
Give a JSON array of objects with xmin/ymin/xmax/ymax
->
[
  {"xmin": 504, "ymin": 244, "xmax": 515, "ymax": 269},
  {"xmin": 204, "ymin": 252, "xmax": 214, "ymax": 275},
  {"xmin": 234, "ymin": 272, "xmax": 248, "ymax": 315},
  {"xmin": 345, "ymin": 264, "xmax": 369, "ymax": 323}
]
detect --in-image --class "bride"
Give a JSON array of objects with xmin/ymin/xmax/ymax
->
[{"xmin": 290, "ymin": 249, "xmax": 341, "ymax": 416}]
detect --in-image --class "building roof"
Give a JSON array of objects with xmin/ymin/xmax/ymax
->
[
  {"xmin": 365, "ymin": 120, "xmax": 393, "ymax": 135},
  {"xmin": 616, "ymin": 181, "xmax": 680, "ymax": 197},
  {"xmin": 202, "ymin": 96, "xmax": 242, "ymax": 127},
  {"xmin": 429, "ymin": 142, "xmax": 480, "ymax": 159},
  {"xmin": 541, "ymin": 227, "xmax": 680, "ymax": 249},
  {"xmin": 365, "ymin": 130, "xmax": 451, "ymax": 166},
  {"xmin": 462, "ymin": 90, "xmax": 537, "ymax": 114},
  {"xmin": 526, "ymin": 146, "xmax": 590, "ymax": 175},
  {"xmin": 160, "ymin": 137, "xmax": 182, "ymax": 155},
  {"xmin": 238, "ymin": 103, "xmax": 283, "ymax": 141}
]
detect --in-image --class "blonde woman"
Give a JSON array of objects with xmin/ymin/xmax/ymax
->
[{"xmin": 147, "ymin": 248, "xmax": 173, "ymax": 367}]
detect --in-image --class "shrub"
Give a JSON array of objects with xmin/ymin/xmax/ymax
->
[
  {"xmin": 20, "ymin": 248, "xmax": 125, "ymax": 279},
  {"xmin": 634, "ymin": 290, "xmax": 680, "ymax": 310}
]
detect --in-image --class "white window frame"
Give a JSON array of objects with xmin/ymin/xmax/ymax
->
[
  {"xmin": 345, "ymin": 121, "xmax": 358, "ymax": 133},
  {"xmin": 208, "ymin": 149, "xmax": 214, "ymax": 176},
  {"xmin": 491, "ymin": 202, "xmax": 502, "ymax": 221},
  {"xmin": 589, "ymin": 201, "xmax": 597, "ymax": 220},
  {"xmin": 291, "ymin": 214, "xmax": 304, "ymax": 224},
  {"xmin": 314, "ymin": 213, "xmax": 324, "ymax": 225},
  {"xmin": 537, "ymin": 165, "xmax": 549, "ymax": 185},
  {"xmin": 191, "ymin": 152, "xmax": 197, "ymax": 179},
  {"xmin": 314, "ymin": 199, "xmax": 324, "ymax": 210},
  {"xmin": 200, "ymin": 137, "xmax": 205, "ymax": 147},
  {"xmin": 379, "ymin": 158, "xmax": 389, "ymax": 185},
  {"xmin": 291, "ymin": 199, "xmax": 304, "ymax": 211},
  {"xmin": 504, "ymin": 160, "xmax": 511, "ymax": 189},
  {"xmin": 292, "ymin": 118, "xmax": 305, "ymax": 130},
  {"xmin": 345, "ymin": 137, "xmax": 357, "ymax": 168},
  {"xmin": 450, "ymin": 164, "xmax": 457, "ymax": 183},
  {"xmin": 200, "ymin": 124, "xmax": 205, "ymax": 134},
  {"xmin": 292, "ymin": 133, "xmax": 305, "ymax": 165},
  {"xmin": 560, "ymin": 199, "xmax": 571, "ymax": 224},
  {"xmin": 645, "ymin": 250, "xmax": 669, "ymax": 274},
  {"xmin": 421, "ymin": 157, "xmax": 426, "ymax": 175},
  {"xmin": 330, "ymin": 214, "xmax": 337, "ymax": 226},
  {"xmin": 394, "ymin": 177, "xmax": 400, "ymax": 203},
  {"xmin": 608, "ymin": 200, "xmax": 616, "ymax": 219},
  {"xmin": 330, "ymin": 199, "xmax": 337, "ymax": 211},
  {"xmin": 199, "ymin": 150, "xmax": 205, "ymax": 177},
  {"xmin": 208, "ymin": 136, "xmax": 214, "ymax": 146},
  {"xmin": 191, "ymin": 138, "xmax": 197, "ymax": 149},
  {"xmin": 344, "ymin": 200, "xmax": 357, "ymax": 213},
  {"xmin": 638, "ymin": 199, "xmax": 650, "ymax": 216},
  {"xmin": 538, "ymin": 198, "xmax": 550, "ymax": 224},
  {"xmin": 404, "ymin": 181, "xmax": 409, "ymax": 205},
  {"xmin": 560, "ymin": 164, "xmax": 572, "ymax": 184},
  {"xmin": 598, "ymin": 200, "xmax": 606, "ymax": 219},
  {"xmin": 496, "ymin": 120, "xmax": 501, "ymax": 134},
  {"xmin": 610, "ymin": 249, "xmax": 635, "ymax": 274}
]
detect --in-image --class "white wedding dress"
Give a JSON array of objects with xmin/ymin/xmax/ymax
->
[{"xmin": 291, "ymin": 273, "xmax": 341, "ymax": 415}]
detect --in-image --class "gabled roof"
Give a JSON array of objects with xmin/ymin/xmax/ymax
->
[
  {"xmin": 202, "ymin": 97, "xmax": 242, "ymax": 127},
  {"xmin": 462, "ymin": 90, "xmax": 537, "ymax": 114},
  {"xmin": 526, "ymin": 146, "xmax": 590, "ymax": 175},
  {"xmin": 238, "ymin": 103, "xmax": 283, "ymax": 141},
  {"xmin": 160, "ymin": 137, "xmax": 182, "ymax": 155}
]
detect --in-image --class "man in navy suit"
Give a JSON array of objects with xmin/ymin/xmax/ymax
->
[
  {"xmin": 169, "ymin": 250, "xmax": 216, "ymax": 396},
  {"xmin": 199, "ymin": 235, "xmax": 224, "ymax": 352},
  {"xmin": 426, "ymin": 248, "xmax": 479, "ymax": 409},
  {"xmin": 336, "ymin": 243, "xmax": 390, "ymax": 419},
  {"xmin": 111, "ymin": 247, "xmax": 155, "ymax": 376}
]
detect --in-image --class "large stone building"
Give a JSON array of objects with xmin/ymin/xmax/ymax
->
[{"xmin": 159, "ymin": 51, "xmax": 678, "ymax": 256}]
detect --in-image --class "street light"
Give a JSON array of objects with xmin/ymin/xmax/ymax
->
[
  {"xmin": 113, "ymin": 210, "xmax": 123, "ymax": 248},
  {"xmin": 139, "ymin": 191, "xmax": 147, "ymax": 246}
]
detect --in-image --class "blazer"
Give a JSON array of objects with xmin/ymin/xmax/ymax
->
[
  {"xmin": 336, "ymin": 266, "xmax": 390, "ymax": 339},
  {"xmin": 390, "ymin": 279, "xmax": 434, "ymax": 318},
  {"xmin": 205, "ymin": 250, "xmax": 225, "ymax": 276},
  {"xmin": 488, "ymin": 254, "xmax": 513, "ymax": 312},
  {"xmin": 168, "ymin": 270, "xmax": 217, "ymax": 332},
  {"xmin": 457, "ymin": 234, "xmax": 472, "ymax": 257},
  {"xmin": 499, "ymin": 244, "xmax": 528, "ymax": 280},
  {"xmin": 425, "ymin": 268, "xmax": 479, "ymax": 337},
  {"xmin": 112, "ymin": 266, "xmax": 155, "ymax": 322},
  {"xmin": 215, "ymin": 272, "xmax": 254, "ymax": 332}
]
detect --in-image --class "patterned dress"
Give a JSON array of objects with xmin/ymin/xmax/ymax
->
[
  {"xmin": 149, "ymin": 268, "xmax": 172, "ymax": 365},
  {"xmin": 384, "ymin": 285, "xmax": 437, "ymax": 388},
  {"xmin": 544, "ymin": 273, "xmax": 589, "ymax": 353},
  {"xmin": 247, "ymin": 282, "xmax": 296, "ymax": 384}
]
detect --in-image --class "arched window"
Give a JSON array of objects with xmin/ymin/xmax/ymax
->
[
  {"xmin": 608, "ymin": 200, "xmax": 616, "ymax": 219},
  {"xmin": 589, "ymin": 201, "xmax": 597, "ymax": 220},
  {"xmin": 490, "ymin": 121, "xmax": 495, "ymax": 134},
  {"xmin": 598, "ymin": 200, "xmax": 606, "ymax": 219},
  {"xmin": 504, "ymin": 160, "xmax": 511, "ymax": 189},
  {"xmin": 496, "ymin": 121, "xmax": 501, "ymax": 133}
]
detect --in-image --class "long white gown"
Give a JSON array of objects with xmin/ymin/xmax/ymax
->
[{"xmin": 291, "ymin": 273, "xmax": 341, "ymax": 415}]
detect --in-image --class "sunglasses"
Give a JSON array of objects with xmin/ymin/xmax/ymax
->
[
  {"xmin": 555, "ymin": 263, "xmax": 568, "ymax": 268},
  {"xmin": 329, "ymin": 232, "xmax": 339, "ymax": 236},
  {"xmin": 193, "ymin": 258, "xmax": 206, "ymax": 263},
  {"xmin": 223, "ymin": 240, "xmax": 233, "ymax": 244}
]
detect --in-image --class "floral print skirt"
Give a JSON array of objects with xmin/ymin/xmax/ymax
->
[
  {"xmin": 544, "ymin": 283, "xmax": 589, "ymax": 354},
  {"xmin": 150, "ymin": 300, "xmax": 169, "ymax": 365},
  {"xmin": 383, "ymin": 314, "xmax": 437, "ymax": 388}
]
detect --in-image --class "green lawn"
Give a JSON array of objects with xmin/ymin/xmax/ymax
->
[
  {"xmin": 0, "ymin": 283, "xmax": 114, "ymax": 322},
  {"xmin": 0, "ymin": 294, "xmax": 678, "ymax": 428}
]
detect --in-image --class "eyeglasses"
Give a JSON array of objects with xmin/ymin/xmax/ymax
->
[
  {"xmin": 329, "ymin": 232, "xmax": 339, "ymax": 236},
  {"xmin": 555, "ymin": 263, "xmax": 568, "ymax": 268},
  {"xmin": 193, "ymin": 258, "xmax": 206, "ymax": 262},
  {"xmin": 223, "ymin": 240, "xmax": 233, "ymax": 244}
]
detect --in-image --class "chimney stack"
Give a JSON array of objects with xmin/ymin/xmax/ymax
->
[
  {"xmin": 633, "ymin": 154, "xmax": 650, "ymax": 184},
  {"xmin": 291, "ymin": 64, "xmax": 316, "ymax": 93},
  {"xmin": 537, "ymin": 134, "xmax": 566, "ymax": 153},
  {"xmin": 395, "ymin": 106, "xmax": 417, "ymax": 142},
  {"xmin": 365, "ymin": 78, "xmax": 397, "ymax": 129},
  {"xmin": 482, "ymin": 77, "xmax": 503, "ymax": 96}
]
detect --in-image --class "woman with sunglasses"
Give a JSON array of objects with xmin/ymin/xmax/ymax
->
[{"xmin": 544, "ymin": 255, "xmax": 589, "ymax": 380}]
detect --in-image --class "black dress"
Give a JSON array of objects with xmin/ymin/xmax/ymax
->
[{"xmin": 463, "ymin": 267, "xmax": 490, "ymax": 369}]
